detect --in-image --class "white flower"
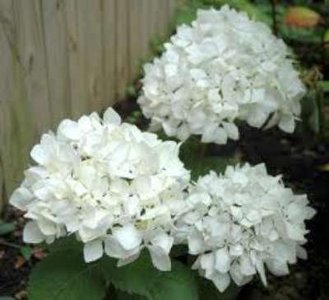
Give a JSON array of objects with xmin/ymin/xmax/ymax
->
[
  {"xmin": 138, "ymin": 6, "xmax": 305, "ymax": 144},
  {"xmin": 175, "ymin": 163, "xmax": 315, "ymax": 292},
  {"xmin": 10, "ymin": 108, "xmax": 190, "ymax": 270}
]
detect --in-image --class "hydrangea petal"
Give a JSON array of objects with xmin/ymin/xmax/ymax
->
[
  {"xmin": 84, "ymin": 240, "xmax": 104, "ymax": 262},
  {"xmin": 113, "ymin": 224, "xmax": 142, "ymax": 251},
  {"xmin": 23, "ymin": 222, "xmax": 45, "ymax": 244},
  {"xmin": 148, "ymin": 245, "xmax": 171, "ymax": 271}
]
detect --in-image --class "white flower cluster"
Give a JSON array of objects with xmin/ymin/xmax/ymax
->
[
  {"xmin": 138, "ymin": 6, "xmax": 305, "ymax": 144},
  {"xmin": 175, "ymin": 163, "xmax": 315, "ymax": 292},
  {"xmin": 10, "ymin": 108, "xmax": 190, "ymax": 271},
  {"xmin": 9, "ymin": 5, "xmax": 314, "ymax": 293}
]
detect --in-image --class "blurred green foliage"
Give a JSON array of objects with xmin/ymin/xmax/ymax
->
[{"xmin": 0, "ymin": 219, "xmax": 16, "ymax": 236}]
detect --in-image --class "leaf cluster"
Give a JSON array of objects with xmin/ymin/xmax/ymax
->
[{"xmin": 28, "ymin": 238, "xmax": 199, "ymax": 300}]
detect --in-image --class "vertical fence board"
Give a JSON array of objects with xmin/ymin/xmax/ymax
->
[
  {"xmin": 102, "ymin": 0, "xmax": 116, "ymax": 106},
  {"xmin": 128, "ymin": 0, "xmax": 143, "ymax": 80},
  {"xmin": 77, "ymin": 0, "xmax": 105, "ymax": 112},
  {"xmin": 0, "ymin": 0, "xmax": 34, "ymax": 210},
  {"xmin": 0, "ymin": 2, "xmax": 12, "ymax": 211},
  {"xmin": 156, "ymin": 0, "xmax": 167, "ymax": 38},
  {"xmin": 13, "ymin": 0, "xmax": 51, "ymax": 134},
  {"xmin": 149, "ymin": 0, "xmax": 157, "ymax": 41},
  {"xmin": 64, "ymin": 0, "xmax": 86, "ymax": 119},
  {"xmin": 127, "ymin": 0, "xmax": 138, "ymax": 82},
  {"xmin": 42, "ymin": 0, "xmax": 71, "ymax": 126},
  {"xmin": 164, "ymin": 0, "xmax": 172, "ymax": 37},
  {"xmin": 140, "ymin": 0, "xmax": 151, "ymax": 59},
  {"xmin": 115, "ymin": 0, "xmax": 129, "ymax": 99}
]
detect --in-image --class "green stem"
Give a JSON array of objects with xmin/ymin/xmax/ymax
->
[
  {"xmin": 199, "ymin": 143, "xmax": 208, "ymax": 159},
  {"xmin": 316, "ymin": 83, "xmax": 325, "ymax": 139},
  {"xmin": 0, "ymin": 238, "xmax": 20, "ymax": 249}
]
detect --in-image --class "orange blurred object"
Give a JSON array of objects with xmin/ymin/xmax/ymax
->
[
  {"xmin": 14, "ymin": 256, "xmax": 26, "ymax": 269},
  {"xmin": 33, "ymin": 247, "xmax": 46, "ymax": 260},
  {"xmin": 284, "ymin": 6, "xmax": 322, "ymax": 28}
]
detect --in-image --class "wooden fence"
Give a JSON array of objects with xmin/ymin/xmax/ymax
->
[{"xmin": 0, "ymin": 0, "xmax": 179, "ymax": 212}]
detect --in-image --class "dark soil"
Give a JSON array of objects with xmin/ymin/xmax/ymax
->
[
  {"xmin": 0, "ymin": 98, "xmax": 328, "ymax": 299},
  {"xmin": 0, "ymin": 210, "xmax": 33, "ymax": 299}
]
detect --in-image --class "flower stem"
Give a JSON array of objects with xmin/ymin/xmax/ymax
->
[
  {"xmin": 199, "ymin": 143, "xmax": 208, "ymax": 159},
  {"xmin": 0, "ymin": 238, "xmax": 20, "ymax": 249}
]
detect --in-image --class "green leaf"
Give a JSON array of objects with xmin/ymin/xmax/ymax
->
[
  {"xmin": 0, "ymin": 221, "xmax": 16, "ymax": 236},
  {"xmin": 324, "ymin": 29, "xmax": 329, "ymax": 43},
  {"xmin": 100, "ymin": 254, "xmax": 154, "ymax": 298},
  {"xmin": 309, "ymin": 101, "xmax": 320, "ymax": 134},
  {"xmin": 301, "ymin": 91, "xmax": 320, "ymax": 133},
  {"xmin": 319, "ymin": 81, "xmax": 329, "ymax": 93},
  {"xmin": 301, "ymin": 85, "xmax": 326, "ymax": 136},
  {"xmin": 280, "ymin": 25, "xmax": 323, "ymax": 43},
  {"xmin": 20, "ymin": 246, "xmax": 33, "ymax": 260},
  {"xmin": 214, "ymin": 0, "xmax": 272, "ymax": 25},
  {"xmin": 176, "ymin": 6, "xmax": 197, "ymax": 26},
  {"xmin": 198, "ymin": 277, "xmax": 241, "ymax": 300},
  {"xmin": 29, "ymin": 238, "xmax": 198, "ymax": 300},
  {"xmin": 149, "ymin": 261, "xmax": 198, "ymax": 300},
  {"xmin": 28, "ymin": 249, "xmax": 106, "ymax": 300},
  {"xmin": 179, "ymin": 137, "xmax": 238, "ymax": 180},
  {"xmin": 48, "ymin": 236, "xmax": 82, "ymax": 253},
  {"xmin": 189, "ymin": 156, "xmax": 237, "ymax": 180},
  {"xmin": 115, "ymin": 289, "xmax": 146, "ymax": 300},
  {"xmin": 100, "ymin": 252, "xmax": 198, "ymax": 300},
  {"xmin": 127, "ymin": 85, "xmax": 138, "ymax": 97},
  {"xmin": 181, "ymin": 145, "xmax": 237, "ymax": 180},
  {"xmin": 175, "ymin": 0, "xmax": 207, "ymax": 26}
]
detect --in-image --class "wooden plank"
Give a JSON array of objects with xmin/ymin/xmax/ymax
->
[
  {"xmin": 101, "ymin": 0, "xmax": 116, "ymax": 107},
  {"xmin": 162, "ymin": 0, "xmax": 172, "ymax": 37},
  {"xmin": 64, "ymin": 0, "xmax": 87, "ymax": 119},
  {"xmin": 154, "ymin": 0, "xmax": 165, "ymax": 38},
  {"xmin": 0, "ymin": 159, "xmax": 3, "ymax": 212},
  {"xmin": 169, "ymin": 0, "xmax": 178, "ymax": 15},
  {"xmin": 140, "ymin": 0, "xmax": 151, "ymax": 60},
  {"xmin": 166, "ymin": 0, "xmax": 178, "ymax": 38},
  {"xmin": 128, "ymin": 0, "xmax": 142, "ymax": 80},
  {"xmin": 149, "ymin": 0, "xmax": 157, "ymax": 40},
  {"xmin": 0, "ymin": 4, "xmax": 10, "ymax": 210},
  {"xmin": 76, "ymin": 0, "xmax": 105, "ymax": 112},
  {"xmin": 0, "ymin": 0, "xmax": 34, "ymax": 208},
  {"xmin": 42, "ymin": 0, "xmax": 71, "ymax": 126},
  {"xmin": 13, "ymin": 0, "xmax": 51, "ymax": 134},
  {"xmin": 115, "ymin": 0, "xmax": 129, "ymax": 100},
  {"xmin": 5, "ymin": 58, "xmax": 34, "ymax": 198},
  {"xmin": 145, "ymin": 0, "xmax": 153, "ymax": 50}
]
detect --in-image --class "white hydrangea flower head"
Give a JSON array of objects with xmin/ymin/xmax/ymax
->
[
  {"xmin": 10, "ymin": 108, "xmax": 190, "ymax": 271},
  {"xmin": 138, "ymin": 5, "xmax": 305, "ymax": 144},
  {"xmin": 175, "ymin": 163, "xmax": 315, "ymax": 292}
]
